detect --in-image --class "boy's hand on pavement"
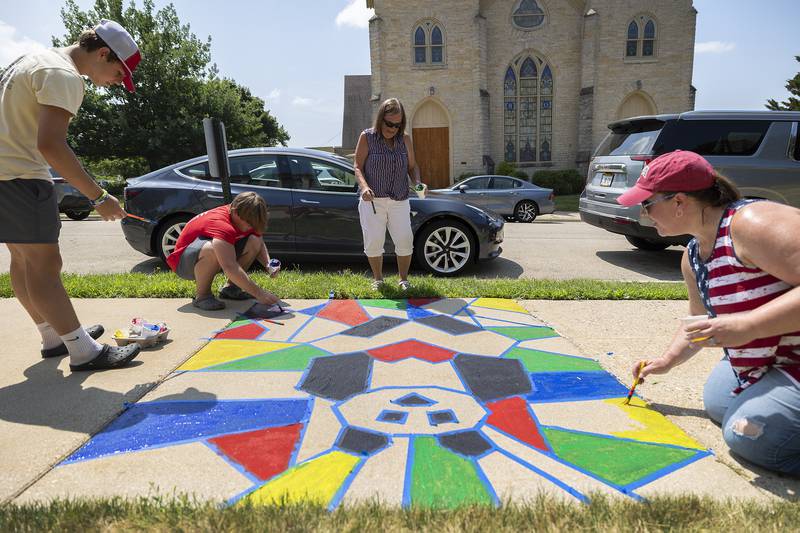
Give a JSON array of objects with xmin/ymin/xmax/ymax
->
[
  {"xmin": 257, "ymin": 291, "xmax": 280, "ymax": 306},
  {"xmin": 95, "ymin": 196, "xmax": 126, "ymax": 221}
]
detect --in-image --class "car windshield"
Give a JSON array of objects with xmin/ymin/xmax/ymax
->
[{"xmin": 594, "ymin": 120, "xmax": 665, "ymax": 157}]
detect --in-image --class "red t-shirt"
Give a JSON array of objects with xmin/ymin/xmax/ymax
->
[{"xmin": 166, "ymin": 204, "xmax": 260, "ymax": 271}]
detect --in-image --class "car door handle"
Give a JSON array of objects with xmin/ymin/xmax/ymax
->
[{"xmin": 299, "ymin": 199, "xmax": 320, "ymax": 205}]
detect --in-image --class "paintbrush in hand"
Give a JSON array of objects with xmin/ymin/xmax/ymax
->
[{"xmin": 624, "ymin": 361, "xmax": 645, "ymax": 405}]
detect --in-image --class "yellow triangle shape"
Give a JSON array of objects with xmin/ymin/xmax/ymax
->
[
  {"xmin": 243, "ymin": 450, "xmax": 361, "ymax": 506},
  {"xmin": 471, "ymin": 298, "xmax": 528, "ymax": 314},
  {"xmin": 178, "ymin": 340, "xmax": 296, "ymax": 371},
  {"xmin": 605, "ymin": 397, "xmax": 705, "ymax": 450}
]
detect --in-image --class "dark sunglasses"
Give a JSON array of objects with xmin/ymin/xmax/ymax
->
[
  {"xmin": 641, "ymin": 193, "xmax": 677, "ymax": 213},
  {"xmin": 383, "ymin": 118, "xmax": 402, "ymax": 129}
]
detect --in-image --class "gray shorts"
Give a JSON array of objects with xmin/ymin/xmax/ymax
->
[
  {"xmin": 176, "ymin": 236, "xmax": 248, "ymax": 280},
  {"xmin": 0, "ymin": 179, "xmax": 61, "ymax": 243}
]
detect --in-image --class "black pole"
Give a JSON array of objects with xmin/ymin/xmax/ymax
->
[{"xmin": 203, "ymin": 117, "xmax": 232, "ymax": 203}]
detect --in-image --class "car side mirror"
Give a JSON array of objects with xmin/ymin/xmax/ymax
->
[{"xmin": 457, "ymin": 184, "xmax": 469, "ymax": 193}]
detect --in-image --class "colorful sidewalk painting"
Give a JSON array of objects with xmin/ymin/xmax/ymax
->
[{"xmin": 48, "ymin": 298, "xmax": 713, "ymax": 508}]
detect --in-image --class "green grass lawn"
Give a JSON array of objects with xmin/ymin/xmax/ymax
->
[
  {"xmin": 2, "ymin": 495, "xmax": 798, "ymax": 531},
  {"xmin": 554, "ymin": 193, "xmax": 579, "ymax": 212},
  {"xmin": 0, "ymin": 271, "xmax": 687, "ymax": 300}
]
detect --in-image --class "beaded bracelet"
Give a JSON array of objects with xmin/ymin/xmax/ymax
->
[{"xmin": 90, "ymin": 189, "xmax": 109, "ymax": 207}]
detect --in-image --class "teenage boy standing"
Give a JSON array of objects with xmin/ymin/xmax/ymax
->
[{"xmin": 0, "ymin": 20, "xmax": 143, "ymax": 370}]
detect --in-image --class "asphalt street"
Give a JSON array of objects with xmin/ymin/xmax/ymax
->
[{"xmin": 0, "ymin": 212, "xmax": 685, "ymax": 281}]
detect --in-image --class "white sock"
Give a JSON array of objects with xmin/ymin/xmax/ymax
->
[
  {"xmin": 61, "ymin": 327, "xmax": 103, "ymax": 365},
  {"xmin": 36, "ymin": 322, "xmax": 61, "ymax": 350}
]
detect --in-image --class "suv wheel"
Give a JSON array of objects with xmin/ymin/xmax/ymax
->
[
  {"xmin": 64, "ymin": 209, "xmax": 91, "ymax": 221},
  {"xmin": 625, "ymin": 235, "xmax": 671, "ymax": 251},
  {"xmin": 514, "ymin": 200, "xmax": 539, "ymax": 223},
  {"xmin": 156, "ymin": 215, "xmax": 192, "ymax": 262},
  {"xmin": 415, "ymin": 219, "xmax": 476, "ymax": 276}
]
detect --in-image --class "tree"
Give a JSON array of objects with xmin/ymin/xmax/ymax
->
[
  {"xmin": 766, "ymin": 55, "xmax": 800, "ymax": 111},
  {"xmin": 56, "ymin": 0, "xmax": 289, "ymax": 170}
]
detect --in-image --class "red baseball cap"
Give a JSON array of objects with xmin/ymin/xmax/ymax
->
[
  {"xmin": 93, "ymin": 19, "xmax": 141, "ymax": 92},
  {"xmin": 616, "ymin": 150, "xmax": 716, "ymax": 206}
]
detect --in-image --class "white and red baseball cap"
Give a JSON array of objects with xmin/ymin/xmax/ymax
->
[
  {"xmin": 616, "ymin": 150, "xmax": 717, "ymax": 206},
  {"xmin": 93, "ymin": 19, "xmax": 141, "ymax": 92}
]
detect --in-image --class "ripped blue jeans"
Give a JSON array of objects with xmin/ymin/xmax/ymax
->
[{"xmin": 703, "ymin": 359, "xmax": 800, "ymax": 475}]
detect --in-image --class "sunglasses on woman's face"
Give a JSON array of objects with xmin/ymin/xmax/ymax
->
[
  {"xmin": 641, "ymin": 193, "xmax": 678, "ymax": 214},
  {"xmin": 383, "ymin": 118, "xmax": 401, "ymax": 129}
]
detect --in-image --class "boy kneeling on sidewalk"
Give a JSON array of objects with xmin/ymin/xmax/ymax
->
[{"xmin": 166, "ymin": 192, "xmax": 281, "ymax": 310}]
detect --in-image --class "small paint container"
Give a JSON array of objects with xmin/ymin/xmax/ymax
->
[{"xmin": 268, "ymin": 258, "xmax": 281, "ymax": 275}]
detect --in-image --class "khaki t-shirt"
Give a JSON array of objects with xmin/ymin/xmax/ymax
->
[{"xmin": 0, "ymin": 48, "xmax": 85, "ymax": 181}]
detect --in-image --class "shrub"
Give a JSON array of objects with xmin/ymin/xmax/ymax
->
[
  {"xmin": 531, "ymin": 169, "xmax": 585, "ymax": 195},
  {"xmin": 85, "ymin": 157, "xmax": 149, "ymax": 180},
  {"xmin": 496, "ymin": 161, "xmax": 529, "ymax": 181}
]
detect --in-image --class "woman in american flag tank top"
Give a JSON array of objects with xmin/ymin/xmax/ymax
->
[
  {"xmin": 617, "ymin": 150, "xmax": 800, "ymax": 475},
  {"xmin": 353, "ymin": 98, "xmax": 424, "ymax": 291}
]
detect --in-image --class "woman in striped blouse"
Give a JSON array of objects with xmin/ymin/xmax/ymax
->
[
  {"xmin": 617, "ymin": 150, "xmax": 800, "ymax": 475},
  {"xmin": 354, "ymin": 98, "xmax": 424, "ymax": 291}
]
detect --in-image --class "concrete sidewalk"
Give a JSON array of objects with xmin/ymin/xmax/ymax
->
[{"xmin": 0, "ymin": 297, "xmax": 795, "ymax": 505}]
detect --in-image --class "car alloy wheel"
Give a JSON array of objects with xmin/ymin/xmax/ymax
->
[
  {"xmin": 156, "ymin": 215, "xmax": 192, "ymax": 262},
  {"xmin": 514, "ymin": 200, "xmax": 538, "ymax": 223},
  {"xmin": 417, "ymin": 219, "xmax": 475, "ymax": 276},
  {"xmin": 63, "ymin": 209, "xmax": 91, "ymax": 221}
]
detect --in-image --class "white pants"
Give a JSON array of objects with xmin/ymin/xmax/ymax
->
[{"xmin": 358, "ymin": 197, "xmax": 414, "ymax": 257}]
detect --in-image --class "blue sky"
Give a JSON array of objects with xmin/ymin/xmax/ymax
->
[{"xmin": 1, "ymin": 0, "xmax": 796, "ymax": 148}]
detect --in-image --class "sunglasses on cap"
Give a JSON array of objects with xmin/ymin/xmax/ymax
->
[{"xmin": 383, "ymin": 118, "xmax": 402, "ymax": 129}]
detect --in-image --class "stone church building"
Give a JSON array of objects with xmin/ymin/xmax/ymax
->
[{"xmin": 343, "ymin": 0, "xmax": 697, "ymax": 189}]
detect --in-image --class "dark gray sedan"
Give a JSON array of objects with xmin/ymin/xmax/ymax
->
[
  {"xmin": 430, "ymin": 175, "xmax": 555, "ymax": 222},
  {"xmin": 121, "ymin": 148, "xmax": 504, "ymax": 276}
]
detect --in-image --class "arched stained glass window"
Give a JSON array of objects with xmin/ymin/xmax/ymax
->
[
  {"xmin": 626, "ymin": 21, "xmax": 638, "ymax": 57},
  {"xmin": 503, "ymin": 54, "xmax": 554, "ymax": 163},
  {"xmin": 643, "ymin": 20, "xmax": 655, "ymax": 56},
  {"xmin": 431, "ymin": 26, "xmax": 443, "ymax": 63},
  {"xmin": 626, "ymin": 17, "xmax": 657, "ymax": 58},
  {"xmin": 414, "ymin": 27, "xmax": 426, "ymax": 64},
  {"xmin": 513, "ymin": 0, "xmax": 545, "ymax": 29},
  {"xmin": 412, "ymin": 21, "xmax": 446, "ymax": 65}
]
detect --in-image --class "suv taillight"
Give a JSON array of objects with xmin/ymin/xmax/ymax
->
[
  {"xmin": 549, "ymin": 192, "xmax": 554, "ymax": 201},
  {"xmin": 630, "ymin": 155, "xmax": 654, "ymax": 164}
]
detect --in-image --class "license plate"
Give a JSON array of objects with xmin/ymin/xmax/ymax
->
[{"xmin": 600, "ymin": 173, "xmax": 614, "ymax": 187}]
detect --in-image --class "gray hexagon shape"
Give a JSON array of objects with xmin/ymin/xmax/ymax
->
[
  {"xmin": 298, "ymin": 352, "xmax": 372, "ymax": 401},
  {"xmin": 453, "ymin": 353, "xmax": 532, "ymax": 402}
]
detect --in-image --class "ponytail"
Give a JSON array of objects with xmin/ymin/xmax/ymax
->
[{"xmin": 685, "ymin": 173, "xmax": 740, "ymax": 207}]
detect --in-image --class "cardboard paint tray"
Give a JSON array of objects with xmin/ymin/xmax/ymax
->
[{"xmin": 114, "ymin": 328, "xmax": 170, "ymax": 348}]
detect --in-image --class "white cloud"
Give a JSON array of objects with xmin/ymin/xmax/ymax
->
[
  {"xmin": 335, "ymin": 0, "xmax": 374, "ymax": 29},
  {"xmin": 695, "ymin": 41, "xmax": 736, "ymax": 54},
  {"xmin": 266, "ymin": 88, "xmax": 281, "ymax": 101},
  {"xmin": 292, "ymin": 96, "xmax": 316, "ymax": 107},
  {"xmin": 0, "ymin": 20, "xmax": 47, "ymax": 67}
]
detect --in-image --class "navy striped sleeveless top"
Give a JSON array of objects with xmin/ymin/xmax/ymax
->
[{"xmin": 363, "ymin": 128, "xmax": 409, "ymax": 201}]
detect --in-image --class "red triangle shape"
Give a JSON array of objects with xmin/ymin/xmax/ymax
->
[
  {"xmin": 408, "ymin": 297, "xmax": 441, "ymax": 308},
  {"xmin": 486, "ymin": 396, "xmax": 549, "ymax": 452},
  {"xmin": 209, "ymin": 423, "xmax": 302, "ymax": 480},
  {"xmin": 213, "ymin": 323, "xmax": 265, "ymax": 340},
  {"xmin": 317, "ymin": 300, "xmax": 371, "ymax": 326},
  {"xmin": 367, "ymin": 339, "xmax": 456, "ymax": 363}
]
